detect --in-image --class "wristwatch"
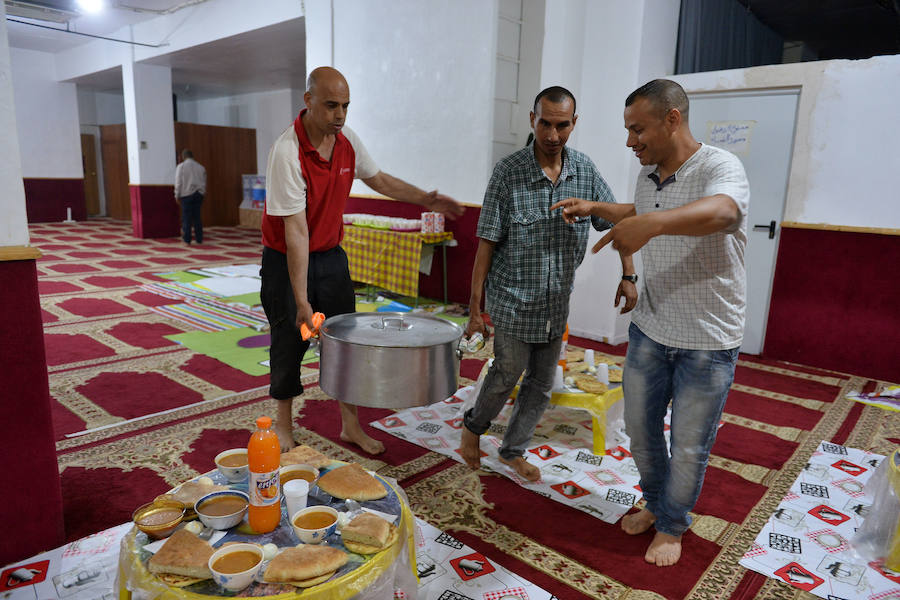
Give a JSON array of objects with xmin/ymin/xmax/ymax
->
[{"xmin": 622, "ymin": 274, "xmax": 638, "ymax": 284}]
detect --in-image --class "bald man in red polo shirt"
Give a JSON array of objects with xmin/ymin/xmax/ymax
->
[{"xmin": 261, "ymin": 67, "xmax": 463, "ymax": 454}]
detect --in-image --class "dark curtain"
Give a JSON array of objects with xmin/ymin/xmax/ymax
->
[{"xmin": 676, "ymin": 0, "xmax": 784, "ymax": 74}]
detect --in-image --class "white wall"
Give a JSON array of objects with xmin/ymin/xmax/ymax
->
[
  {"xmin": 77, "ymin": 88, "xmax": 126, "ymax": 125},
  {"xmin": 177, "ymin": 88, "xmax": 301, "ymax": 172},
  {"xmin": 492, "ymin": 0, "xmax": 545, "ymax": 165},
  {"xmin": 122, "ymin": 61, "xmax": 175, "ymax": 184},
  {"xmin": 544, "ymin": 0, "xmax": 680, "ymax": 344},
  {"xmin": 9, "ymin": 47, "xmax": 83, "ymax": 179},
  {"xmin": 0, "ymin": 4, "xmax": 28, "ymax": 246},
  {"xmin": 673, "ymin": 54, "xmax": 900, "ymax": 229},
  {"xmin": 309, "ymin": 0, "xmax": 497, "ymax": 204}
]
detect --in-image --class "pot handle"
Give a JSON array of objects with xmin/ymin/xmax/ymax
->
[{"xmin": 375, "ymin": 316, "xmax": 412, "ymax": 330}]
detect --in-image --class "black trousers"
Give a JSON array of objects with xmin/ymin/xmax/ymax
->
[
  {"xmin": 179, "ymin": 191, "xmax": 203, "ymax": 243},
  {"xmin": 260, "ymin": 245, "xmax": 355, "ymax": 399}
]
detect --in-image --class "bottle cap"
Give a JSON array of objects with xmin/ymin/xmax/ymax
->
[{"xmin": 256, "ymin": 416, "xmax": 272, "ymax": 429}]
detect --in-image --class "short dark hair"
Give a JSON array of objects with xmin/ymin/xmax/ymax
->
[
  {"xmin": 182, "ymin": 149, "xmax": 193, "ymax": 159},
  {"xmin": 533, "ymin": 86, "xmax": 576, "ymax": 114},
  {"xmin": 625, "ymin": 79, "xmax": 689, "ymax": 122}
]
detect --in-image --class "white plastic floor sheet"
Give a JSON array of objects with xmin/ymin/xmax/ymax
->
[
  {"xmin": 739, "ymin": 441, "xmax": 896, "ymax": 599},
  {"xmin": 0, "ymin": 518, "xmax": 554, "ymax": 600},
  {"xmin": 372, "ymin": 384, "xmax": 646, "ymax": 524}
]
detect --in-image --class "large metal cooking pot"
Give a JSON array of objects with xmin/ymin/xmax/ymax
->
[{"xmin": 318, "ymin": 312, "xmax": 464, "ymax": 408}]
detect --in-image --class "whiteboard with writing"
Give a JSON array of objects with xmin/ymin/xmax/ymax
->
[{"xmin": 706, "ymin": 120, "xmax": 756, "ymax": 155}]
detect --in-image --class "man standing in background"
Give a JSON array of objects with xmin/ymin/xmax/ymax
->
[{"xmin": 174, "ymin": 149, "xmax": 207, "ymax": 245}]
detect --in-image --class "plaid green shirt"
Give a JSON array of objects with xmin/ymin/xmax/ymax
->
[{"xmin": 477, "ymin": 145, "xmax": 615, "ymax": 343}]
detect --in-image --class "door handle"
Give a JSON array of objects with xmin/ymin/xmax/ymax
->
[{"xmin": 753, "ymin": 220, "xmax": 776, "ymax": 239}]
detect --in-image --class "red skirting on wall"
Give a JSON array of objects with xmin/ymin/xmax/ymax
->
[
  {"xmin": 345, "ymin": 196, "xmax": 481, "ymax": 305},
  {"xmin": 23, "ymin": 178, "xmax": 87, "ymax": 223},
  {"xmin": 130, "ymin": 184, "xmax": 180, "ymax": 238},
  {"xmin": 0, "ymin": 258, "xmax": 65, "ymax": 564},
  {"xmin": 764, "ymin": 227, "xmax": 900, "ymax": 382}
]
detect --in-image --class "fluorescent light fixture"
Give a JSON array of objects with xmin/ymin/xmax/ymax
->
[
  {"xmin": 5, "ymin": 0, "xmax": 79, "ymax": 23},
  {"xmin": 76, "ymin": 0, "xmax": 104, "ymax": 13}
]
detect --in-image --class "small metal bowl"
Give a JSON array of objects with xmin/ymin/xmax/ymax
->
[{"xmin": 133, "ymin": 500, "xmax": 186, "ymax": 539}]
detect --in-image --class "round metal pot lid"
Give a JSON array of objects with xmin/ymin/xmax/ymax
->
[{"xmin": 321, "ymin": 312, "xmax": 463, "ymax": 348}]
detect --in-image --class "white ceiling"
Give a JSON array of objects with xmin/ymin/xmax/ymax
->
[{"xmin": 5, "ymin": 0, "xmax": 307, "ymax": 99}]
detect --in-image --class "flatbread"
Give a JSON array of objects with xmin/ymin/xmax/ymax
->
[
  {"xmin": 147, "ymin": 530, "xmax": 214, "ymax": 579},
  {"xmin": 170, "ymin": 481, "xmax": 229, "ymax": 506},
  {"xmin": 316, "ymin": 463, "xmax": 387, "ymax": 501},
  {"xmin": 341, "ymin": 513, "xmax": 391, "ymax": 548},
  {"xmin": 264, "ymin": 545, "xmax": 348, "ymax": 583},
  {"xmin": 288, "ymin": 570, "xmax": 336, "ymax": 588},
  {"xmin": 155, "ymin": 573, "xmax": 206, "ymax": 587},
  {"xmin": 574, "ymin": 375, "xmax": 608, "ymax": 394},
  {"xmin": 280, "ymin": 445, "xmax": 331, "ymax": 468},
  {"xmin": 343, "ymin": 525, "xmax": 399, "ymax": 555},
  {"xmin": 608, "ymin": 368, "xmax": 623, "ymax": 383}
]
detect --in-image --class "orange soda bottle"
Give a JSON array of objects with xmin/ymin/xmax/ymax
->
[
  {"xmin": 558, "ymin": 323, "xmax": 569, "ymax": 371},
  {"xmin": 248, "ymin": 416, "xmax": 281, "ymax": 533}
]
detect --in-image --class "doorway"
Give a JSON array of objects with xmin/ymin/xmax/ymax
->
[
  {"xmin": 687, "ymin": 89, "xmax": 800, "ymax": 355},
  {"xmin": 80, "ymin": 133, "xmax": 100, "ymax": 216}
]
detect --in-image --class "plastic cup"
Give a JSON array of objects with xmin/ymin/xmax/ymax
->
[
  {"xmin": 583, "ymin": 349, "xmax": 595, "ymax": 366},
  {"xmin": 283, "ymin": 479, "xmax": 309, "ymax": 519},
  {"xmin": 553, "ymin": 365, "xmax": 565, "ymax": 390},
  {"xmin": 596, "ymin": 363, "xmax": 609, "ymax": 385}
]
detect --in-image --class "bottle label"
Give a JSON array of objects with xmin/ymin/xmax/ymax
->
[{"xmin": 249, "ymin": 470, "xmax": 280, "ymax": 506}]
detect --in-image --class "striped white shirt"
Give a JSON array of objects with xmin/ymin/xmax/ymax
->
[{"xmin": 631, "ymin": 144, "xmax": 750, "ymax": 350}]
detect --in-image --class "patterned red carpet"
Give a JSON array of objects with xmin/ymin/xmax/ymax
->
[
  {"xmin": 33, "ymin": 218, "xmax": 272, "ymax": 440},
  {"xmin": 36, "ymin": 218, "xmax": 898, "ymax": 599}
]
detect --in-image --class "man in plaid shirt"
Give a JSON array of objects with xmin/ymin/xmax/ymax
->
[
  {"xmin": 554, "ymin": 79, "xmax": 750, "ymax": 566},
  {"xmin": 459, "ymin": 86, "xmax": 637, "ymax": 482}
]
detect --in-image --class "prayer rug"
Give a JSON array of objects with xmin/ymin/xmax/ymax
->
[
  {"xmin": 34, "ymin": 219, "xmax": 280, "ymax": 440},
  {"xmin": 35, "ymin": 219, "xmax": 900, "ymax": 598},
  {"xmin": 149, "ymin": 298, "xmax": 268, "ymax": 332},
  {"xmin": 52, "ymin": 340, "xmax": 897, "ymax": 599}
]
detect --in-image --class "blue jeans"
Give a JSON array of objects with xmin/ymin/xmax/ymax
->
[
  {"xmin": 180, "ymin": 191, "xmax": 204, "ymax": 243},
  {"xmin": 623, "ymin": 322, "xmax": 739, "ymax": 536},
  {"xmin": 463, "ymin": 327, "xmax": 562, "ymax": 460}
]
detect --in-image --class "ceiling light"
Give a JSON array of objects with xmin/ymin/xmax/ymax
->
[
  {"xmin": 76, "ymin": 0, "xmax": 104, "ymax": 13},
  {"xmin": 5, "ymin": 0, "xmax": 79, "ymax": 23}
]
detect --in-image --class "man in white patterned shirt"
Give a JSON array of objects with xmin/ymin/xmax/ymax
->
[{"xmin": 552, "ymin": 79, "xmax": 749, "ymax": 567}]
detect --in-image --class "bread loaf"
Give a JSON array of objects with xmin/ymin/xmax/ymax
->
[{"xmin": 147, "ymin": 530, "xmax": 213, "ymax": 579}]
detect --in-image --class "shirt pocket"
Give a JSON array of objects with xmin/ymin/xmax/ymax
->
[{"xmin": 510, "ymin": 210, "xmax": 543, "ymax": 248}]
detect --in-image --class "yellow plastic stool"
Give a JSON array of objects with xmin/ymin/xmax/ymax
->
[{"xmin": 511, "ymin": 385, "xmax": 624, "ymax": 455}]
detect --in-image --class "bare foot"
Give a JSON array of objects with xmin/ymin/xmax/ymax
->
[
  {"xmin": 340, "ymin": 428, "xmax": 385, "ymax": 455},
  {"xmin": 645, "ymin": 531, "xmax": 682, "ymax": 566},
  {"xmin": 274, "ymin": 421, "xmax": 295, "ymax": 452},
  {"xmin": 499, "ymin": 456, "xmax": 540, "ymax": 482},
  {"xmin": 621, "ymin": 508, "xmax": 656, "ymax": 535},
  {"xmin": 459, "ymin": 426, "xmax": 482, "ymax": 470}
]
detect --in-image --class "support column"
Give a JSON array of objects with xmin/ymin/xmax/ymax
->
[
  {"xmin": 0, "ymin": 3, "xmax": 65, "ymax": 565},
  {"xmin": 122, "ymin": 61, "xmax": 178, "ymax": 238}
]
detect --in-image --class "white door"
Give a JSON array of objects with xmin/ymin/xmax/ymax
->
[{"xmin": 687, "ymin": 89, "xmax": 800, "ymax": 355}]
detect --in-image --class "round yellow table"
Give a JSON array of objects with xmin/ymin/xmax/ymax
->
[{"xmin": 117, "ymin": 465, "xmax": 416, "ymax": 599}]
